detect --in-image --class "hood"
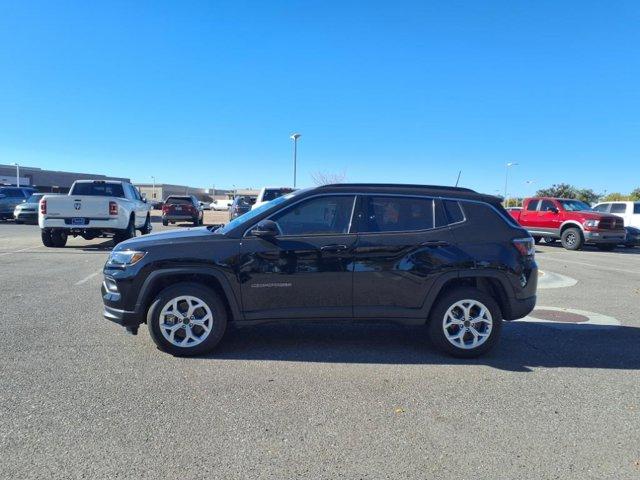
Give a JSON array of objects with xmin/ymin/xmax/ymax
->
[
  {"xmin": 115, "ymin": 226, "xmax": 224, "ymax": 251},
  {"xmin": 575, "ymin": 211, "xmax": 619, "ymax": 221}
]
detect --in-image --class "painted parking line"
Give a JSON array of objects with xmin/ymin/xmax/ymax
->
[
  {"xmin": 536, "ymin": 256, "xmax": 640, "ymax": 276},
  {"xmin": 75, "ymin": 269, "xmax": 103, "ymax": 285},
  {"xmin": 0, "ymin": 245, "xmax": 45, "ymax": 257}
]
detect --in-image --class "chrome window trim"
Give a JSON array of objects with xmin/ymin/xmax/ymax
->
[{"xmin": 241, "ymin": 191, "xmax": 515, "ymax": 238}]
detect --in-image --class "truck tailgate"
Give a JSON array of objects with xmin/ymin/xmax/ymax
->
[{"xmin": 44, "ymin": 195, "xmax": 112, "ymax": 219}]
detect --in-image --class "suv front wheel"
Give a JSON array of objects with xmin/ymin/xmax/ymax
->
[
  {"xmin": 428, "ymin": 287, "xmax": 502, "ymax": 358},
  {"xmin": 147, "ymin": 283, "xmax": 227, "ymax": 356}
]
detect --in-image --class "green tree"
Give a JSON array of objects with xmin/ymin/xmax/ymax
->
[
  {"xmin": 600, "ymin": 192, "xmax": 629, "ymax": 202},
  {"xmin": 535, "ymin": 183, "xmax": 578, "ymax": 199},
  {"xmin": 630, "ymin": 188, "xmax": 640, "ymax": 201},
  {"xmin": 575, "ymin": 188, "xmax": 600, "ymax": 204}
]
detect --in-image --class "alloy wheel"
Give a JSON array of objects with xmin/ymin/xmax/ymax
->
[
  {"xmin": 442, "ymin": 299, "xmax": 493, "ymax": 350},
  {"xmin": 159, "ymin": 295, "xmax": 214, "ymax": 348}
]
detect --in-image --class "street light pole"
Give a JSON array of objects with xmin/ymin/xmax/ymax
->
[
  {"xmin": 290, "ymin": 133, "xmax": 301, "ymax": 188},
  {"xmin": 13, "ymin": 163, "xmax": 20, "ymax": 187},
  {"xmin": 504, "ymin": 162, "xmax": 518, "ymax": 206},
  {"xmin": 151, "ymin": 176, "xmax": 156, "ymax": 200}
]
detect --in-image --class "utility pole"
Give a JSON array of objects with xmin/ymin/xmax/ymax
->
[
  {"xmin": 290, "ymin": 133, "xmax": 301, "ymax": 188},
  {"xmin": 504, "ymin": 162, "xmax": 518, "ymax": 206},
  {"xmin": 151, "ymin": 176, "xmax": 156, "ymax": 199},
  {"xmin": 13, "ymin": 163, "xmax": 20, "ymax": 187}
]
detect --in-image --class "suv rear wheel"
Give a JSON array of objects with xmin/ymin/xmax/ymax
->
[
  {"xmin": 561, "ymin": 227, "xmax": 583, "ymax": 250},
  {"xmin": 147, "ymin": 283, "xmax": 228, "ymax": 356},
  {"xmin": 428, "ymin": 287, "xmax": 502, "ymax": 358}
]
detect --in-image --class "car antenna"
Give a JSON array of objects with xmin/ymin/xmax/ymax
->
[{"xmin": 455, "ymin": 170, "xmax": 462, "ymax": 187}]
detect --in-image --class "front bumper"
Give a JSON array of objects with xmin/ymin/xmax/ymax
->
[
  {"xmin": 102, "ymin": 280, "xmax": 144, "ymax": 327},
  {"xmin": 13, "ymin": 211, "xmax": 37, "ymax": 223},
  {"xmin": 583, "ymin": 230, "xmax": 626, "ymax": 244}
]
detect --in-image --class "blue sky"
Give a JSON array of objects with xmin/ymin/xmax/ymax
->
[{"xmin": 0, "ymin": 1, "xmax": 638, "ymax": 195}]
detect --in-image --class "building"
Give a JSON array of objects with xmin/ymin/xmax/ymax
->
[
  {"xmin": 135, "ymin": 183, "xmax": 212, "ymax": 202},
  {"xmin": 0, "ymin": 164, "xmax": 129, "ymax": 193}
]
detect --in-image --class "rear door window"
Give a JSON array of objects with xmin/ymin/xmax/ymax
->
[
  {"xmin": 526, "ymin": 200, "xmax": 539, "ymax": 211},
  {"xmin": 593, "ymin": 204, "xmax": 609, "ymax": 213},
  {"xmin": 359, "ymin": 196, "xmax": 434, "ymax": 233},
  {"xmin": 635, "ymin": 203, "xmax": 640, "ymax": 214}
]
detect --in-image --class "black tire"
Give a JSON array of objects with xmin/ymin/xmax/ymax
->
[
  {"xmin": 428, "ymin": 287, "xmax": 502, "ymax": 358},
  {"xmin": 140, "ymin": 214, "xmax": 152, "ymax": 235},
  {"xmin": 147, "ymin": 282, "xmax": 228, "ymax": 356},
  {"xmin": 14, "ymin": 220, "xmax": 23, "ymax": 224},
  {"xmin": 532, "ymin": 236, "xmax": 542, "ymax": 245},
  {"xmin": 41, "ymin": 229, "xmax": 53, "ymax": 247},
  {"xmin": 50, "ymin": 230, "xmax": 68, "ymax": 248},
  {"xmin": 561, "ymin": 227, "xmax": 583, "ymax": 251},
  {"xmin": 543, "ymin": 236, "xmax": 556, "ymax": 245},
  {"xmin": 162, "ymin": 218, "xmax": 168, "ymax": 226},
  {"xmin": 596, "ymin": 244, "xmax": 616, "ymax": 251},
  {"xmin": 113, "ymin": 217, "xmax": 135, "ymax": 245}
]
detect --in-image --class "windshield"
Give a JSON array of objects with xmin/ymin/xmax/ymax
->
[
  {"xmin": 26, "ymin": 194, "xmax": 44, "ymax": 203},
  {"xmin": 216, "ymin": 192, "xmax": 298, "ymax": 234},
  {"xmin": 558, "ymin": 199, "xmax": 592, "ymax": 211}
]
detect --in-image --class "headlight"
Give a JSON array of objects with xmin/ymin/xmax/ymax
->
[
  {"xmin": 107, "ymin": 250, "xmax": 146, "ymax": 267},
  {"xmin": 584, "ymin": 220, "xmax": 599, "ymax": 228}
]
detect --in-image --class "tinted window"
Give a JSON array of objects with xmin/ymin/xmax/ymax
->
[
  {"xmin": 360, "ymin": 196, "xmax": 434, "ymax": 233},
  {"xmin": 540, "ymin": 200, "xmax": 556, "ymax": 212},
  {"xmin": 526, "ymin": 200, "xmax": 539, "ymax": 211},
  {"xmin": 165, "ymin": 196, "xmax": 193, "ymax": 205},
  {"xmin": 635, "ymin": 203, "xmax": 640, "ymax": 215},
  {"xmin": 272, "ymin": 195, "xmax": 355, "ymax": 236},
  {"xmin": 610, "ymin": 203, "xmax": 627, "ymax": 214},
  {"xmin": 26, "ymin": 194, "xmax": 44, "ymax": 203},
  {"xmin": 558, "ymin": 199, "xmax": 591, "ymax": 211},
  {"xmin": 71, "ymin": 182, "xmax": 125, "ymax": 197},
  {"xmin": 443, "ymin": 200, "xmax": 464, "ymax": 224},
  {"xmin": 263, "ymin": 188, "xmax": 294, "ymax": 202},
  {"xmin": 0, "ymin": 188, "xmax": 24, "ymax": 197},
  {"xmin": 593, "ymin": 204, "xmax": 609, "ymax": 212}
]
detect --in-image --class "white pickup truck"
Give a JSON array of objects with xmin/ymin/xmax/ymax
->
[{"xmin": 39, "ymin": 180, "xmax": 152, "ymax": 247}]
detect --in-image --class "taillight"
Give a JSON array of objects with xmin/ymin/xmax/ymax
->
[
  {"xmin": 513, "ymin": 238, "xmax": 535, "ymax": 257},
  {"xmin": 40, "ymin": 200, "xmax": 47, "ymax": 215},
  {"xmin": 162, "ymin": 204, "xmax": 169, "ymax": 213},
  {"xmin": 109, "ymin": 201, "xmax": 118, "ymax": 216}
]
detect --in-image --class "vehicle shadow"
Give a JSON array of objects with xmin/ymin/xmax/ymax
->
[{"xmin": 199, "ymin": 321, "xmax": 640, "ymax": 372}]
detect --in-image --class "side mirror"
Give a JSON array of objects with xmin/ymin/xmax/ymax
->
[{"xmin": 250, "ymin": 219, "xmax": 279, "ymax": 238}]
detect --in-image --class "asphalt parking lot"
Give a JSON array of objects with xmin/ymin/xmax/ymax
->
[{"xmin": 1, "ymin": 217, "xmax": 639, "ymax": 479}]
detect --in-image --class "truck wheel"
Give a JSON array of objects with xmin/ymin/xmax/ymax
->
[
  {"xmin": 50, "ymin": 230, "xmax": 68, "ymax": 248},
  {"xmin": 147, "ymin": 283, "xmax": 228, "ymax": 356},
  {"xmin": 596, "ymin": 244, "xmax": 616, "ymax": 251},
  {"xmin": 140, "ymin": 214, "xmax": 152, "ymax": 235},
  {"xmin": 113, "ymin": 217, "xmax": 135, "ymax": 245},
  {"xmin": 428, "ymin": 287, "xmax": 502, "ymax": 358},
  {"xmin": 162, "ymin": 218, "xmax": 168, "ymax": 226},
  {"xmin": 532, "ymin": 236, "xmax": 542, "ymax": 244},
  {"xmin": 561, "ymin": 227, "xmax": 583, "ymax": 250},
  {"xmin": 41, "ymin": 229, "xmax": 53, "ymax": 247}
]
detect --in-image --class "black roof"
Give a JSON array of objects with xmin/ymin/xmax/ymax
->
[{"xmin": 313, "ymin": 183, "xmax": 501, "ymax": 203}]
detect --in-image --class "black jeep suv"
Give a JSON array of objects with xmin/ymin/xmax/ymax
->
[{"xmin": 102, "ymin": 184, "xmax": 537, "ymax": 357}]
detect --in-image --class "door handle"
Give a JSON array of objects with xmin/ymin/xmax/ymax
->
[
  {"xmin": 420, "ymin": 240, "xmax": 450, "ymax": 248},
  {"xmin": 320, "ymin": 244, "xmax": 349, "ymax": 252}
]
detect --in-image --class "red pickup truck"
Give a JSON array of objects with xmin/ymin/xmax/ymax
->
[{"xmin": 509, "ymin": 197, "xmax": 625, "ymax": 251}]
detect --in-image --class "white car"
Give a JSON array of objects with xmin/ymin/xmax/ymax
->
[
  {"xmin": 199, "ymin": 201, "xmax": 211, "ymax": 211},
  {"xmin": 210, "ymin": 199, "xmax": 233, "ymax": 211},
  {"xmin": 251, "ymin": 187, "xmax": 296, "ymax": 210},
  {"xmin": 39, "ymin": 180, "xmax": 152, "ymax": 247},
  {"xmin": 593, "ymin": 201, "xmax": 640, "ymax": 228}
]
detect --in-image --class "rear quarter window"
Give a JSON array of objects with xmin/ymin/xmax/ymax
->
[
  {"xmin": 635, "ymin": 203, "xmax": 640, "ymax": 215},
  {"xmin": 443, "ymin": 200, "xmax": 465, "ymax": 224}
]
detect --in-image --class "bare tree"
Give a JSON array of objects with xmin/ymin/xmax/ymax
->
[{"xmin": 310, "ymin": 170, "xmax": 347, "ymax": 186}]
